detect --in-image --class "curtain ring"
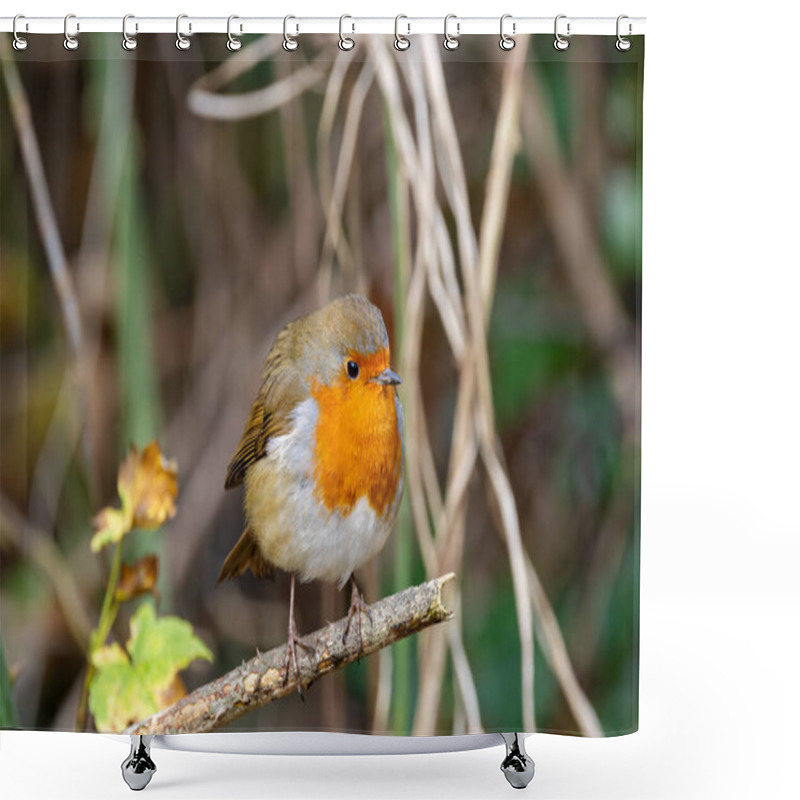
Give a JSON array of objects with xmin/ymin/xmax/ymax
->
[
  {"xmin": 122, "ymin": 14, "xmax": 138, "ymax": 51},
  {"xmin": 394, "ymin": 15, "xmax": 410, "ymax": 51},
  {"xmin": 12, "ymin": 15, "xmax": 28, "ymax": 51},
  {"xmin": 176, "ymin": 14, "xmax": 191, "ymax": 50},
  {"xmin": 63, "ymin": 14, "xmax": 79, "ymax": 51},
  {"xmin": 443, "ymin": 14, "xmax": 460, "ymax": 51},
  {"xmin": 553, "ymin": 14, "xmax": 570, "ymax": 51},
  {"xmin": 499, "ymin": 14, "xmax": 516, "ymax": 51},
  {"xmin": 227, "ymin": 15, "xmax": 242, "ymax": 51},
  {"xmin": 338, "ymin": 14, "xmax": 355, "ymax": 51},
  {"xmin": 283, "ymin": 15, "xmax": 299, "ymax": 51},
  {"xmin": 616, "ymin": 15, "xmax": 632, "ymax": 51}
]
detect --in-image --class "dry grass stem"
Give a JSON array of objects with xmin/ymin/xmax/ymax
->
[
  {"xmin": 526, "ymin": 557, "xmax": 604, "ymax": 736},
  {"xmin": 317, "ymin": 63, "xmax": 375, "ymax": 286},
  {"xmin": 371, "ymin": 36, "xmax": 598, "ymax": 736},
  {"xmin": 189, "ymin": 61, "xmax": 325, "ymax": 120},
  {"xmin": 406, "ymin": 46, "xmax": 471, "ymax": 735},
  {"xmin": 447, "ymin": 591, "xmax": 484, "ymax": 734},
  {"xmin": 419, "ymin": 35, "xmax": 536, "ymax": 732},
  {"xmin": 372, "ymin": 40, "xmax": 485, "ymax": 735},
  {"xmin": 190, "ymin": 35, "xmax": 282, "ymax": 95},
  {"xmin": 317, "ymin": 51, "xmax": 356, "ymax": 236},
  {"xmin": 478, "ymin": 37, "xmax": 529, "ymax": 311}
]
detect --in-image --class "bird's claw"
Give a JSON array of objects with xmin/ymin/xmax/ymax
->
[
  {"xmin": 282, "ymin": 623, "xmax": 315, "ymax": 693},
  {"xmin": 343, "ymin": 581, "xmax": 372, "ymax": 661}
]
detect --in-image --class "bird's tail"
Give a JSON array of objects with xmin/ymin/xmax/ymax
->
[{"xmin": 217, "ymin": 527, "xmax": 276, "ymax": 584}]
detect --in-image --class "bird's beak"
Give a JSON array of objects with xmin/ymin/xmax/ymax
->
[{"xmin": 372, "ymin": 368, "xmax": 402, "ymax": 387}]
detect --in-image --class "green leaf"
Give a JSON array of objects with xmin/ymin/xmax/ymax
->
[
  {"xmin": 126, "ymin": 603, "xmax": 211, "ymax": 691},
  {"xmin": 89, "ymin": 642, "xmax": 154, "ymax": 732},
  {"xmin": 89, "ymin": 603, "xmax": 212, "ymax": 732}
]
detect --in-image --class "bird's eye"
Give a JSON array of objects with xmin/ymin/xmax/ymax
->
[{"xmin": 347, "ymin": 360, "xmax": 359, "ymax": 379}]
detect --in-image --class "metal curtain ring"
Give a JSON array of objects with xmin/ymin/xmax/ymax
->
[
  {"xmin": 227, "ymin": 15, "xmax": 242, "ymax": 51},
  {"xmin": 394, "ymin": 14, "xmax": 410, "ymax": 51},
  {"xmin": 12, "ymin": 14, "xmax": 28, "ymax": 51},
  {"xmin": 283, "ymin": 15, "xmax": 299, "ymax": 51},
  {"xmin": 63, "ymin": 14, "xmax": 79, "ymax": 51},
  {"xmin": 499, "ymin": 14, "xmax": 516, "ymax": 51},
  {"xmin": 122, "ymin": 14, "xmax": 138, "ymax": 51},
  {"xmin": 339, "ymin": 14, "xmax": 355, "ymax": 51},
  {"xmin": 175, "ymin": 13, "xmax": 191, "ymax": 50},
  {"xmin": 553, "ymin": 14, "xmax": 570, "ymax": 51},
  {"xmin": 443, "ymin": 14, "xmax": 460, "ymax": 51},
  {"xmin": 616, "ymin": 15, "xmax": 632, "ymax": 51}
]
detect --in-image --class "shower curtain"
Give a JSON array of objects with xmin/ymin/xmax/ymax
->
[{"xmin": 0, "ymin": 28, "xmax": 642, "ymax": 739}]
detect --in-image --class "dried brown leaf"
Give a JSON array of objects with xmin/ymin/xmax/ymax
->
[{"xmin": 115, "ymin": 555, "xmax": 160, "ymax": 603}]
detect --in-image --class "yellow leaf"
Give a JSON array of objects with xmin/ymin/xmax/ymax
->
[
  {"xmin": 118, "ymin": 441, "xmax": 178, "ymax": 530},
  {"xmin": 90, "ymin": 441, "xmax": 178, "ymax": 552}
]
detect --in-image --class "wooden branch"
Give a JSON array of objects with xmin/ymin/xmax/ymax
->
[{"xmin": 127, "ymin": 574, "xmax": 454, "ymax": 735}]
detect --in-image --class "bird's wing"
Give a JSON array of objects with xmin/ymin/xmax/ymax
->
[
  {"xmin": 224, "ymin": 396, "xmax": 271, "ymax": 489},
  {"xmin": 224, "ymin": 344, "xmax": 305, "ymax": 489}
]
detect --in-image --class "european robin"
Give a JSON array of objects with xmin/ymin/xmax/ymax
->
[{"xmin": 218, "ymin": 294, "xmax": 404, "ymax": 687}]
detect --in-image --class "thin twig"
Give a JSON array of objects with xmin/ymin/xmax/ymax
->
[{"xmin": 127, "ymin": 574, "xmax": 454, "ymax": 735}]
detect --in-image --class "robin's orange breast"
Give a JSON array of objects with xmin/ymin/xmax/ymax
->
[{"xmin": 310, "ymin": 353, "xmax": 402, "ymax": 519}]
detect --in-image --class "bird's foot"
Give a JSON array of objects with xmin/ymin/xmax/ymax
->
[
  {"xmin": 342, "ymin": 580, "xmax": 373, "ymax": 661},
  {"xmin": 282, "ymin": 618, "xmax": 315, "ymax": 694}
]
